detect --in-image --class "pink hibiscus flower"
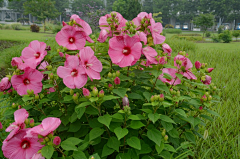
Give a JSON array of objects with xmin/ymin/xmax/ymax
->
[
  {"xmin": 21, "ymin": 40, "xmax": 47, "ymax": 69},
  {"xmin": 11, "ymin": 57, "xmax": 27, "ymax": 70},
  {"xmin": 108, "ymin": 35, "xmax": 142, "ymax": 67},
  {"xmin": 202, "ymin": 75, "xmax": 212, "ymax": 85},
  {"xmin": 174, "ymin": 55, "xmax": 197, "ymax": 80},
  {"xmin": 11, "ymin": 67, "xmax": 43, "ymax": 96},
  {"xmin": 32, "ymin": 153, "xmax": 45, "ymax": 159},
  {"xmin": 142, "ymin": 46, "xmax": 158, "ymax": 65},
  {"xmin": 0, "ymin": 77, "xmax": 11, "ymax": 92},
  {"xmin": 136, "ymin": 31, "xmax": 147, "ymax": 45},
  {"xmin": 25, "ymin": 117, "xmax": 61, "ymax": 138},
  {"xmin": 162, "ymin": 43, "xmax": 172, "ymax": 56},
  {"xmin": 132, "ymin": 12, "xmax": 153, "ymax": 27},
  {"xmin": 79, "ymin": 47, "xmax": 102, "ymax": 80},
  {"xmin": 56, "ymin": 25, "xmax": 87, "ymax": 50},
  {"xmin": 2, "ymin": 129, "xmax": 43, "ymax": 159},
  {"xmin": 149, "ymin": 19, "xmax": 166, "ymax": 45},
  {"xmin": 70, "ymin": 14, "xmax": 92, "ymax": 35},
  {"xmin": 97, "ymin": 29, "xmax": 108, "ymax": 43},
  {"xmin": 57, "ymin": 56, "xmax": 87, "ymax": 89},
  {"xmin": 158, "ymin": 68, "xmax": 181, "ymax": 85},
  {"xmin": 4, "ymin": 109, "xmax": 29, "ymax": 143}
]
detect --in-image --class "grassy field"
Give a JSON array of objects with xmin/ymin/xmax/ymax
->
[{"xmin": 0, "ymin": 30, "xmax": 240, "ymax": 158}]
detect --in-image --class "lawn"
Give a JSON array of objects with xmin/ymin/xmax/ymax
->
[{"xmin": 0, "ymin": 30, "xmax": 240, "ymax": 158}]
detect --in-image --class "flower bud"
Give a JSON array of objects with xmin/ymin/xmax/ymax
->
[
  {"xmin": 53, "ymin": 136, "xmax": 61, "ymax": 146},
  {"xmin": 70, "ymin": 89, "xmax": 74, "ymax": 95},
  {"xmin": 35, "ymin": 94, "xmax": 39, "ymax": 100},
  {"xmin": 46, "ymin": 65, "xmax": 52, "ymax": 71},
  {"xmin": 24, "ymin": 119, "xmax": 29, "ymax": 125},
  {"xmin": 199, "ymin": 106, "xmax": 203, "ymax": 110},
  {"xmin": 176, "ymin": 91, "xmax": 180, "ymax": 97},
  {"xmin": 48, "ymin": 132, "xmax": 54, "ymax": 139},
  {"xmin": 164, "ymin": 135, "xmax": 168, "ymax": 141},
  {"xmin": 99, "ymin": 89, "xmax": 104, "ymax": 98},
  {"xmin": 206, "ymin": 68, "xmax": 214, "ymax": 73},
  {"xmin": 0, "ymin": 122, "xmax": 2, "ymax": 130},
  {"xmin": 201, "ymin": 95, "xmax": 207, "ymax": 102},
  {"xmin": 83, "ymin": 88, "xmax": 91, "ymax": 99},
  {"xmin": 90, "ymin": 156, "xmax": 95, "ymax": 159},
  {"xmin": 72, "ymin": 93, "xmax": 78, "ymax": 101},
  {"xmin": 108, "ymin": 72, "xmax": 112, "ymax": 78},
  {"xmin": 49, "ymin": 73, "xmax": 54, "ymax": 80},
  {"xmin": 108, "ymin": 83, "xmax": 113, "ymax": 90},
  {"xmin": 161, "ymin": 129, "xmax": 166, "ymax": 137},
  {"xmin": 114, "ymin": 77, "xmax": 120, "ymax": 85},
  {"xmin": 170, "ymin": 89, "xmax": 174, "ymax": 95},
  {"xmin": 207, "ymin": 95, "xmax": 212, "ymax": 101},
  {"xmin": 116, "ymin": 71, "xmax": 120, "ymax": 77},
  {"xmin": 195, "ymin": 61, "xmax": 201, "ymax": 70},
  {"xmin": 29, "ymin": 119, "xmax": 34, "ymax": 127},
  {"xmin": 150, "ymin": 95, "xmax": 155, "ymax": 102},
  {"xmin": 18, "ymin": 105, "xmax": 22, "ymax": 109},
  {"xmin": 112, "ymin": 73, "xmax": 116, "ymax": 78},
  {"xmin": 57, "ymin": 49, "xmax": 60, "ymax": 53},
  {"xmin": 203, "ymin": 130, "xmax": 208, "ymax": 140},
  {"xmin": 201, "ymin": 63, "xmax": 205, "ymax": 69},
  {"xmin": 122, "ymin": 96, "xmax": 129, "ymax": 106},
  {"xmin": 201, "ymin": 75, "xmax": 212, "ymax": 85},
  {"xmin": 12, "ymin": 103, "xmax": 17, "ymax": 109},
  {"xmin": 154, "ymin": 95, "xmax": 159, "ymax": 101},
  {"xmin": 45, "ymin": 137, "xmax": 49, "ymax": 142},
  {"xmin": 92, "ymin": 87, "xmax": 98, "ymax": 96},
  {"xmin": 159, "ymin": 94, "xmax": 164, "ymax": 102},
  {"xmin": 205, "ymin": 92, "xmax": 209, "ymax": 97},
  {"xmin": 59, "ymin": 52, "xmax": 64, "ymax": 57},
  {"xmin": 213, "ymin": 86, "xmax": 217, "ymax": 90}
]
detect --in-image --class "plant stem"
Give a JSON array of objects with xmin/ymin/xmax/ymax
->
[
  {"xmin": 127, "ymin": 66, "xmax": 130, "ymax": 77},
  {"xmin": 151, "ymin": 76, "xmax": 159, "ymax": 92}
]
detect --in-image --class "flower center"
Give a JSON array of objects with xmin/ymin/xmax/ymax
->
[
  {"xmin": 84, "ymin": 61, "xmax": 92, "ymax": 69},
  {"xmin": 71, "ymin": 69, "xmax": 78, "ymax": 77},
  {"xmin": 69, "ymin": 37, "xmax": 75, "ymax": 44},
  {"xmin": 23, "ymin": 79, "xmax": 30, "ymax": 85},
  {"xmin": 122, "ymin": 47, "xmax": 131, "ymax": 55},
  {"xmin": 21, "ymin": 140, "xmax": 30, "ymax": 149},
  {"xmin": 34, "ymin": 52, "xmax": 40, "ymax": 58}
]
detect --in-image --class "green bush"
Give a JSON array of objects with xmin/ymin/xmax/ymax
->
[
  {"xmin": 163, "ymin": 28, "xmax": 182, "ymax": 34},
  {"xmin": 219, "ymin": 30, "xmax": 232, "ymax": 43},
  {"xmin": 0, "ymin": 24, "xmax": 2, "ymax": 29},
  {"xmin": 178, "ymin": 34, "xmax": 201, "ymax": 37},
  {"xmin": 171, "ymin": 35, "xmax": 203, "ymax": 41},
  {"xmin": 165, "ymin": 24, "xmax": 174, "ymax": 28},
  {"xmin": 52, "ymin": 25, "xmax": 62, "ymax": 33},
  {"xmin": 211, "ymin": 34, "xmax": 221, "ymax": 43},
  {"xmin": 11, "ymin": 23, "xmax": 22, "ymax": 30},
  {"xmin": 5, "ymin": 20, "xmax": 14, "ymax": 22},
  {"xmin": 232, "ymin": 30, "xmax": 240, "ymax": 41},
  {"xmin": 205, "ymin": 31, "xmax": 211, "ymax": 37},
  {"xmin": 218, "ymin": 25, "xmax": 224, "ymax": 34},
  {"xmin": 30, "ymin": 24, "xmax": 40, "ymax": 32},
  {"xmin": 3, "ymin": 24, "xmax": 12, "ymax": 30}
]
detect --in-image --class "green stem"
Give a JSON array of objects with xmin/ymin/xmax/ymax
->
[{"xmin": 151, "ymin": 76, "xmax": 159, "ymax": 92}]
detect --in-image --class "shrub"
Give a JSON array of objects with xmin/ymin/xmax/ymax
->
[
  {"xmin": 52, "ymin": 25, "xmax": 62, "ymax": 33},
  {"xmin": 5, "ymin": 20, "xmax": 14, "ymax": 22},
  {"xmin": 0, "ymin": 24, "xmax": 2, "ymax": 29},
  {"xmin": 218, "ymin": 25, "xmax": 224, "ymax": 34},
  {"xmin": 0, "ymin": 12, "xmax": 219, "ymax": 159},
  {"xmin": 219, "ymin": 30, "xmax": 232, "ymax": 43},
  {"xmin": 205, "ymin": 31, "xmax": 211, "ymax": 37},
  {"xmin": 11, "ymin": 23, "xmax": 22, "ymax": 30},
  {"xmin": 3, "ymin": 24, "xmax": 12, "ymax": 30},
  {"xmin": 232, "ymin": 30, "xmax": 240, "ymax": 41},
  {"xmin": 211, "ymin": 34, "xmax": 221, "ymax": 43},
  {"xmin": 163, "ymin": 28, "xmax": 182, "ymax": 34},
  {"xmin": 165, "ymin": 24, "xmax": 174, "ymax": 28},
  {"xmin": 178, "ymin": 34, "xmax": 201, "ymax": 37},
  {"xmin": 172, "ymin": 35, "xmax": 203, "ymax": 41},
  {"xmin": 30, "ymin": 24, "xmax": 40, "ymax": 32}
]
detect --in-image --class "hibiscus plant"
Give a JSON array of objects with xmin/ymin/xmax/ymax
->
[{"xmin": 0, "ymin": 12, "xmax": 219, "ymax": 159}]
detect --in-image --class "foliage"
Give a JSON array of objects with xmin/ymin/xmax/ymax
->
[
  {"xmin": 211, "ymin": 35, "xmax": 221, "ymax": 43},
  {"xmin": 172, "ymin": 35, "xmax": 203, "ymax": 42},
  {"xmin": 17, "ymin": 18, "xmax": 29, "ymax": 25},
  {"xmin": 219, "ymin": 30, "xmax": 232, "ymax": 43},
  {"xmin": 165, "ymin": 24, "xmax": 174, "ymax": 28},
  {"xmin": 11, "ymin": 23, "xmax": 22, "ymax": 30},
  {"xmin": 205, "ymin": 31, "xmax": 211, "ymax": 37},
  {"xmin": 142, "ymin": 0, "xmax": 153, "ymax": 13},
  {"xmin": 52, "ymin": 25, "xmax": 62, "ymax": 34},
  {"xmin": 71, "ymin": 0, "xmax": 104, "ymax": 15},
  {"xmin": 8, "ymin": 0, "xmax": 27, "ymax": 13},
  {"xmin": 0, "ymin": 24, "xmax": 2, "ymax": 29},
  {"xmin": 193, "ymin": 13, "xmax": 214, "ymax": 37},
  {"xmin": 232, "ymin": 30, "xmax": 240, "ymax": 41},
  {"xmin": 3, "ymin": 24, "xmax": 12, "ymax": 30},
  {"xmin": 178, "ymin": 34, "xmax": 201, "ymax": 37},
  {"xmin": 30, "ymin": 24, "xmax": 40, "ymax": 33},
  {"xmin": 163, "ymin": 29, "xmax": 182, "ymax": 34},
  {"xmin": 217, "ymin": 25, "xmax": 224, "ymax": 34},
  {"xmin": 153, "ymin": 12, "xmax": 163, "ymax": 23}
]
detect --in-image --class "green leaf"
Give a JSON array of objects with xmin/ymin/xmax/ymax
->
[
  {"xmin": 102, "ymin": 95, "xmax": 120, "ymax": 102},
  {"xmin": 39, "ymin": 98, "xmax": 50, "ymax": 104},
  {"xmin": 76, "ymin": 102, "xmax": 91, "ymax": 108},
  {"xmin": 129, "ymin": 120, "xmax": 145, "ymax": 129},
  {"xmin": 69, "ymin": 112, "xmax": 78, "ymax": 123},
  {"xmin": 114, "ymin": 127, "xmax": 128, "ymax": 140},
  {"xmin": 148, "ymin": 113, "xmax": 160, "ymax": 124},
  {"xmin": 128, "ymin": 93, "xmax": 143, "ymax": 99},
  {"xmin": 89, "ymin": 97, "xmax": 99, "ymax": 103},
  {"xmin": 68, "ymin": 121, "xmax": 81, "ymax": 132},
  {"xmin": 102, "ymin": 144, "xmax": 115, "ymax": 157},
  {"xmin": 113, "ymin": 88, "xmax": 127, "ymax": 97},
  {"xmin": 175, "ymin": 109, "xmax": 187, "ymax": 117},
  {"xmin": 163, "ymin": 73, "xmax": 173, "ymax": 80},
  {"xmin": 141, "ymin": 109, "xmax": 153, "ymax": 114},
  {"xmin": 128, "ymin": 115, "xmax": 141, "ymax": 120},
  {"xmin": 161, "ymin": 121, "xmax": 173, "ymax": 132},
  {"xmin": 127, "ymin": 137, "xmax": 141, "ymax": 150},
  {"xmin": 116, "ymin": 153, "xmax": 131, "ymax": 159},
  {"xmin": 41, "ymin": 145, "xmax": 54, "ymax": 159},
  {"xmin": 43, "ymin": 84, "xmax": 54, "ymax": 89},
  {"xmin": 107, "ymin": 137, "xmax": 120, "ymax": 152},
  {"xmin": 64, "ymin": 95, "xmax": 73, "ymax": 102},
  {"xmin": 112, "ymin": 113, "xmax": 124, "ymax": 120},
  {"xmin": 89, "ymin": 153, "xmax": 100, "ymax": 159},
  {"xmin": 98, "ymin": 114, "xmax": 112, "ymax": 128},
  {"xmin": 200, "ymin": 114, "xmax": 213, "ymax": 121},
  {"xmin": 175, "ymin": 73, "xmax": 183, "ymax": 80},
  {"xmin": 155, "ymin": 142, "xmax": 165, "ymax": 154},
  {"xmin": 73, "ymin": 151, "xmax": 87, "ymax": 159},
  {"xmin": 162, "ymin": 101, "xmax": 173, "ymax": 107},
  {"xmin": 207, "ymin": 109, "xmax": 220, "ymax": 117},
  {"xmin": 75, "ymin": 107, "xmax": 86, "ymax": 119},
  {"xmin": 156, "ymin": 81, "xmax": 170, "ymax": 94},
  {"xmin": 89, "ymin": 127, "xmax": 105, "ymax": 141},
  {"xmin": 184, "ymin": 131, "xmax": 196, "ymax": 144},
  {"xmin": 152, "ymin": 70, "xmax": 162, "ymax": 78},
  {"xmin": 61, "ymin": 137, "xmax": 83, "ymax": 151},
  {"xmin": 147, "ymin": 128, "xmax": 162, "ymax": 147},
  {"xmin": 160, "ymin": 115, "xmax": 176, "ymax": 124},
  {"xmin": 168, "ymin": 128, "xmax": 179, "ymax": 138},
  {"xmin": 188, "ymin": 116, "xmax": 201, "ymax": 127},
  {"xmin": 22, "ymin": 96, "xmax": 33, "ymax": 102},
  {"xmin": 143, "ymin": 92, "xmax": 151, "ymax": 102},
  {"xmin": 164, "ymin": 144, "xmax": 176, "ymax": 153}
]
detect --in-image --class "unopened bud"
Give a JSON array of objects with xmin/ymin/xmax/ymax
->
[
  {"xmin": 83, "ymin": 88, "xmax": 91, "ymax": 99},
  {"xmin": 70, "ymin": 89, "xmax": 74, "ymax": 95},
  {"xmin": 122, "ymin": 96, "xmax": 129, "ymax": 106},
  {"xmin": 48, "ymin": 132, "xmax": 54, "ymax": 139},
  {"xmin": 116, "ymin": 71, "xmax": 120, "ymax": 77},
  {"xmin": 99, "ymin": 90, "xmax": 104, "ymax": 98},
  {"xmin": 114, "ymin": 77, "xmax": 120, "ymax": 85},
  {"xmin": 53, "ymin": 136, "xmax": 61, "ymax": 146},
  {"xmin": 29, "ymin": 119, "xmax": 34, "ymax": 127},
  {"xmin": 159, "ymin": 94, "xmax": 164, "ymax": 102},
  {"xmin": 206, "ymin": 68, "xmax": 214, "ymax": 73},
  {"xmin": 90, "ymin": 156, "xmax": 95, "ymax": 159},
  {"xmin": 112, "ymin": 73, "xmax": 116, "ymax": 78},
  {"xmin": 201, "ymin": 63, "xmax": 206, "ymax": 69},
  {"xmin": 63, "ymin": 47, "xmax": 68, "ymax": 52},
  {"xmin": 27, "ymin": 89, "xmax": 34, "ymax": 96},
  {"xmin": 57, "ymin": 49, "xmax": 60, "ymax": 53},
  {"xmin": 49, "ymin": 73, "xmax": 54, "ymax": 80},
  {"xmin": 108, "ymin": 72, "xmax": 112, "ymax": 78},
  {"xmin": 12, "ymin": 103, "xmax": 17, "ymax": 109},
  {"xmin": 170, "ymin": 89, "xmax": 174, "ymax": 95},
  {"xmin": 162, "ymin": 129, "xmax": 166, "ymax": 137},
  {"xmin": 45, "ymin": 137, "xmax": 49, "ymax": 142},
  {"xmin": 150, "ymin": 95, "xmax": 155, "ymax": 102},
  {"xmin": 24, "ymin": 119, "xmax": 29, "ymax": 125},
  {"xmin": 92, "ymin": 87, "xmax": 98, "ymax": 96},
  {"xmin": 195, "ymin": 61, "xmax": 201, "ymax": 70},
  {"xmin": 213, "ymin": 86, "xmax": 217, "ymax": 90},
  {"xmin": 108, "ymin": 83, "xmax": 113, "ymax": 90},
  {"xmin": 201, "ymin": 95, "xmax": 207, "ymax": 102},
  {"xmin": 164, "ymin": 135, "xmax": 168, "ymax": 141},
  {"xmin": 59, "ymin": 52, "xmax": 64, "ymax": 57},
  {"xmin": 203, "ymin": 130, "xmax": 208, "ymax": 140},
  {"xmin": 35, "ymin": 94, "xmax": 39, "ymax": 100},
  {"xmin": 72, "ymin": 93, "xmax": 78, "ymax": 101},
  {"xmin": 18, "ymin": 105, "xmax": 22, "ymax": 109},
  {"xmin": 176, "ymin": 91, "xmax": 180, "ymax": 97},
  {"xmin": 46, "ymin": 65, "xmax": 52, "ymax": 71},
  {"xmin": 207, "ymin": 95, "xmax": 212, "ymax": 101},
  {"xmin": 205, "ymin": 92, "xmax": 209, "ymax": 97},
  {"xmin": 154, "ymin": 95, "xmax": 159, "ymax": 101},
  {"xmin": 201, "ymin": 76, "xmax": 206, "ymax": 81}
]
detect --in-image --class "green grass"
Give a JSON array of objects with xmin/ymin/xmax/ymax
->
[{"xmin": 196, "ymin": 42, "xmax": 240, "ymax": 52}]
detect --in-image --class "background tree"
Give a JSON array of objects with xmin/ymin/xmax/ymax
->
[
  {"xmin": 23, "ymin": 0, "xmax": 59, "ymax": 32},
  {"xmin": 53, "ymin": 0, "xmax": 70, "ymax": 22},
  {"xmin": 71, "ymin": 0, "xmax": 104, "ymax": 15},
  {"xmin": 142, "ymin": 0, "xmax": 153, "ymax": 13},
  {"xmin": 112, "ymin": 0, "xmax": 128, "ymax": 18},
  {"xmin": 193, "ymin": 13, "xmax": 214, "ymax": 37}
]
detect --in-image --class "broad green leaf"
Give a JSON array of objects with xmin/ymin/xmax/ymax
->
[
  {"xmin": 73, "ymin": 151, "xmax": 87, "ymax": 159},
  {"xmin": 39, "ymin": 98, "xmax": 50, "ymax": 104},
  {"xmin": 43, "ymin": 84, "xmax": 54, "ymax": 89},
  {"xmin": 184, "ymin": 131, "xmax": 196, "ymax": 143},
  {"xmin": 64, "ymin": 95, "xmax": 72, "ymax": 102},
  {"xmin": 75, "ymin": 107, "xmax": 86, "ymax": 119},
  {"xmin": 207, "ymin": 109, "xmax": 220, "ymax": 117},
  {"xmin": 113, "ymin": 88, "xmax": 127, "ymax": 97},
  {"xmin": 116, "ymin": 153, "xmax": 131, "ymax": 159},
  {"xmin": 98, "ymin": 114, "xmax": 112, "ymax": 128},
  {"xmin": 101, "ymin": 144, "xmax": 115, "ymax": 157},
  {"xmin": 68, "ymin": 121, "xmax": 81, "ymax": 132},
  {"xmin": 89, "ymin": 127, "xmax": 105, "ymax": 141},
  {"xmin": 129, "ymin": 120, "xmax": 145, "ymax": 129},
  {"xmin": 143, "ymin": 92, "xmax": 151, "ymax": 102},
  {"xmin": 168, "ymin": 128, "xmax": 179, "ymax": 138},
  {"xmin": 69, "ymin": 112, "xmax": 78, "ymax": 123},
  {"xmin": 89, "ymin": 153, "xmax": 100, "ymax": 159},
  {"xmin": 200, "ymin": 114, "xmax": 213, "ymax": 121},
  {"xmin": 102, "ymin": 95, "xmax": 120, "ymax": 102},
  {"xmin": 128, "ymin": 93, "xmax": 143, "ymax": 99},
  {"xmin": 175, "ymin": 109, "xmax": 187, "ymax": 117},
  {"xmin": 89, "ymin": 97, "xmax": 98, "ymax": 103},
  {"xmin": 22, "ymin": 96, "xmax": 33, "ymax": 102},
  {"xmin": 155, "ymin": 142, "xmax": 165, "ymax": 154},
  {"xmin": 161, "ymin": 121, "xmax": 173, "ymax": 132},
  {"xmin": 107, "ymin": 137, "xmax": 120, "ymax": 152},
  {"xmin": 188, "ymin": 116, "xmax": 201, "ymax": 127},
  {"xmin": 61, "ymin": 137, "xmax": 83, "ymax": 151},
  {"xmin": 163, "ymin": 73, "xmax": 173, "ymax": 80},
  {"xmin": 175, "ymin": 73, "xmax": 183, "ymax": 80},
  {"xmin": 127, "ymin": 137, "xmax": 141, "ymax": 150},
  {"xmin": 164, "ymin": 144, "xmax": 176, "ymax": 152},
  {"xmin": 41, "ymin": 145, "xmax": 54, "ymax": 159},
  {"xmin": 152, "ymin": 70, "xmax": 162, "ymax": 78},
  {"xmin": 136, "ymin": 143, "xmax": 152, "ymax": 155},
  {"xmin": 128, "ymin": 115, "xmax": 141, "ymax": 120},
  {"xmin": 160, "ymin": 115, "xmax": 176, "ymax": 124},
  {"xmin": 142, "ymin": 156, "xmax": 154, "ymax": 159},
  {"xmin": 112, "ymin": 113, "xmax": 124, "ymax": 120},
  {"xmin": 147, "ymin": 128, "xmax": 162, "ymax": 146},
  {"xmin": 114, "ymin": 127, "xmax": 128, "ymax": 140},
  {"xmin": 141, "ymin": 109, "xmax": 153, "ymax": 114},
  {"xmin": 162, "ymin": 101, "xmax": 173, "ymax": 107},
  {"xmin": 148, "ymin": 113, "xmax": 160, "ymax": 124},
  {"xmin": 76, "ymin": 102, "xmax": 91, "ymax": 108}
]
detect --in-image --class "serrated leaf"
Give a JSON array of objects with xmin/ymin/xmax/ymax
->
[
  {"xmin": 89, "ymin": 127, "xmax": 104, "ymax": 141},
  {"xmin": 164, "ymin": 144, "xmax": 176, "ymax": 152},
  {"xmin": 129, "ymin": 120, "xmax": 145, "ymax": 129},
  {"xmin": 128, "ymin": 93, "xmax": 143, "ymax": 99},
  {"xmin": 41, "ymin": 145, "xmax": 54, "ymax": 159},
  {"xmin": 141, "ymin": 109, "xmax": 152, "ymax": 114},
  {"xmin": 75, "ymin": 107, "xmax": 86, "ymax": 119},
  {"xmin": 127, "ymin": 137, "xmax": 141, "ymax": 150},
  {"xmin": 114, "ymin": 127, "xmax": 128, "ymax": 140},
  {"xmin": 148, "ymin": 113, "xmax": 160, "ymax": 124},
  {"xmin": 22, "ymin": 96, "xmax": 33, "ymax": 102},
  {"xmin": 73, "ymin": 151, "xmax": 87, "ymax": 159},
  {"xmin": 175, "ymin": 109, "xmax": 187, "ymax": 117},
  {"xmin": 155, "ymin": 142, "xmax": 165, "ymax": 154},
  {"xmin": 76, "ymin": 102, "xmax": 91, "ymax": 108},
  {"xmin": 184, "ymin": 131, "xmax": 196, "ymax": 143},
  {"xmin": 143, "ymin": 92, "xmax": 151, "ymax": 102},
  {"xmin": 107, "ymin": 137, "xmax": 120, "ymax": 152},
  {"xmin": 61, "ymin": 137, "xmax": 83, "ymax": 151},
  {"xmin": 102, "ymin": 144, "xmax": 115, "ymax": 157},
  {"xmin": 147, "ymin": 128, "xmax": 162, "ymax": 146},
  {"xmin": 64, "ymin": 95, "xmax": 72, "ymax": 102},
  {"xmin": 113, "ymin": 88, "xmax": 127, "ymax": 97},
  {"xmin": 160, "ymin": 115, "xmax": 176, "ymax": 124},
  {"xmin": 161, "ymin": 121, "xmax": 173, "ymax": 132},
  {"xmin": 98, "ymin": 114, "xmax": 112, "ymax": 128},
  {"xmin": 168, "ymin": 128, "xmax": 179, "ymax": 138}
]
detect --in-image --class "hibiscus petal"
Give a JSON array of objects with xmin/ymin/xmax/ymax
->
[
  {"xmin": 118, "ymin": 55, "xmax": 135, "ymax": 67},
  {"xmin": 63, "ymin": 75, "xmax": 75, "ymax": 89},
  {"xmin": 55, "ymin": 31, "xmax": 69, "ymax": 47},
  {"xmin": 108, "ymin": 48, "xmax": 124, "ymax": 64},
  {"xmin": 14, "ymin": 109, "xmax": 29, "ymax": 125},
  {"xmin": 21, "ymin": 47, "xmax": 36, "ymax": 60},
  {"xmin": 57, "ymin": 66, "xmax": 72, "ymax": 78},
  {"xmin": 74, "ymin": 38, "xmax": 86, "ymax": 50},
  {"xmin": 74, "ymin": 74, "xmax": 88, "ymax": 88},
  {"xmin": 153, "ymin": 34, "xmax": 166, "ymax": 45},
  {"xmin": 124, "ymin": 35, "xmax": 140, "ymax": 47},
  {"xmin": 28, "ymin": 40, "xmax": 41, "ymax": 53},
  {"xmin": 79, "ymin": 47, "xmax": 94, "ymax": 63},
  {"xmin": 130, "ymin": 42, "xmax": 142, "ymax": 60},
  {"xmin": 28, "ymin": 69, "xmax": 43, "ymax": 82},
  {"xmin": 86, "ymin": 68, "xmax": 101, "ymax": 80},
  {"xmin": 27, "ymin": 82, "xmax": 43, "ymax": 94},
  {"xmin": 89, "ymin": 56, "xmax": 103, "ymax": 72},
  {"xmin": 109, "ymin": 36, "xmax": 125, "ymax": 51}
]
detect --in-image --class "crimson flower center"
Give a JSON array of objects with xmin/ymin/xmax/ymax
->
[
  {"xmin": 69, "ymin": 37, "xmax": 75, "ymax": 44},
  {"xmin": 84, "ymin": 61, "xmax": 92, "ymax": 69},
  {"xmin": 122, "ymin": 47, "xmax": 131, "ymax": 55},
  {"xmin": 23, "ymin": 78, "xmax": 30, "ymax": 85},
  {"xmin": 71, "ymin": 69, "xmax": 78, "ymax": 77},
  {"xmin": 21, "ymin": 140, "xmax": 30, "ymax": 149},
  {"xmin": 34, "ymin": 52, "xmax": 40, "ymax": 58}
]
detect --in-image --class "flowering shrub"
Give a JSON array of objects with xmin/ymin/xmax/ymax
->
[{"xmin": 0, "ymin": 12, "xmax": 220, "ymax": 159}]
